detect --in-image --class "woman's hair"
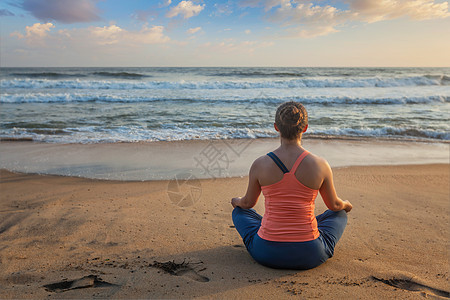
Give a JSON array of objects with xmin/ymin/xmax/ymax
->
[{"xmin": 275, "ymin": 101, "xmax": 308, "ymax": 140}]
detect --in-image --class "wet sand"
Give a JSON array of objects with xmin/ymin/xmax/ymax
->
[
  {"xmin": 0, "ymin": 163, "xmax": 449, "ymax": 298},
  {"xmin": 0, "ymin": 138, "xmax": 448, "ymax": 180}
]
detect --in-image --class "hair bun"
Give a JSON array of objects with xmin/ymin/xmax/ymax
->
[
  {"xmin": 275, "ymin": 101, "xmax": 308, "ymax": 140},
  {"xmin": 282, "ymin": 106, "xmax": 301, "ymax": 126}
]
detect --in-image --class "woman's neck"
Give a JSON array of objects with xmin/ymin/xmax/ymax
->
[{"xmin": 279, "ymin": 136, "xmax": 303, "ymax": 150}]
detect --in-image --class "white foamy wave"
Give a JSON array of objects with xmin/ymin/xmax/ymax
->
[
  {"xmin": 297, "ymin": 95, "xmax": 449, "ymax": 105},
  {"xmin": 2, "ymin": 125, "xmax": 449, "ymax": 143},
  {"xmin": 309, "ymin": 127, "xmax": 450, "ymax": 140},
  {"xmin": 1, "ymin": 75, "xmax": 448, "ymax": 90},
  {"xmin": 0, "ymin": 127, "xmax": 277, "ymax": 144},
  {"xmin": 1, "ymin": 92, "xmax": 448, "ymax": 105}
]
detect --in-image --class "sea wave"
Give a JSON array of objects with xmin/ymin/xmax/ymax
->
[
  {"xmin": 210, "ymin": 71, "xmax": 309, "ymax": 77},
  {"xmin": 91, "ymin": 71, "xmax": 150, "ymax": 79},
  {"xmin": 8, "ymin": 71, "xmax": 150, "ymax": 80},
  {"xmin": 1, "ymin": 92, "xmax": 448, "ymax": 105},
  {"xmin": 2, "ymin": 124, "xmax": 448, "ymax": 143},
  {"xmin": 310, "ymin": 127, "xmax": 450, "ymax": 141},
  {"xmin": 10, "ymin": 72, "xmax": 86, "ymax": 79},
  {"xmin": 2, "ymin": 75, "xmax": 449, "ymax": 90}
]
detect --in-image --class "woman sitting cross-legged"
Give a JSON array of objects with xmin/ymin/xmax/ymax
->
[{"xmin": 231, "ymin": 101, "xmax": 352, "ymax": 270}]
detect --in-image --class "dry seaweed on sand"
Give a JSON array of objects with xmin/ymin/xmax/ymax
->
[{"xmin": 150, "ymin": 259, "xmax": 202, "ymax": 275}]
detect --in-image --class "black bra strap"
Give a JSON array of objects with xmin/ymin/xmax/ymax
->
[{"xmin": 267, "ymin": 152, "xmax": 289, "ymax": 174}]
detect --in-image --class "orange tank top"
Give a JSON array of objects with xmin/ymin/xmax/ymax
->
[{"xmin": 257, "ymin": 151, "xmax": 320, "ymax": 242}]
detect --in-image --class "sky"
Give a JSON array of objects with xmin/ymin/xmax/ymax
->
[{"xmin": 0, "ymin": 0, "xmax": 449, "ymax": 67}]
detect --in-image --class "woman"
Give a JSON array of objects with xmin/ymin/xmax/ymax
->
[{"xmin": 231, "ymin": 101, "xmax": 352, "ymax": 270}]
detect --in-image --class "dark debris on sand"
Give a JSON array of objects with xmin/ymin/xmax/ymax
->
[{"xmin": 150, "ymin": 259, "xmax": 202, "ymax": 275}]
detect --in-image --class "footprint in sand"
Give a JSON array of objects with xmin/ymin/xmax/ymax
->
[
  {"xmin": 151, "ymin": 260, "xmax": 209, "ymax": 282},
  {"xmin": 43, "ymin": 275, "xmax": 118, "ymax": 293},
  {"xmin": 372, "ymin": 276, "xmax": 449, "ymax": 298},
  {"xmin": 174, "ymin": 267, "xmax": 209, "ymax": 282}
]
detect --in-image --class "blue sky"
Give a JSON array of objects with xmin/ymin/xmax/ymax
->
[{"xmin": 1, "ymin": 0, "xmax": 449, "ymax": 67}]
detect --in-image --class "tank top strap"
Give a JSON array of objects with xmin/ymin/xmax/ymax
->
[
  {"xmin": 267, "ymin": 152, "xmax": 289, "ymax": 174},
  {"xmin": 290, "ymin": 151, "xmax": 310, "ymax": 174}
]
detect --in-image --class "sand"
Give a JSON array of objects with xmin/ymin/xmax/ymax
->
[
  {"xmin": 0, "ymin": 163, "xmax": 449, "ymax": 299},
  {"xmin": 1, "ymin": 138, "xmax": 448, "ymax": 180}
]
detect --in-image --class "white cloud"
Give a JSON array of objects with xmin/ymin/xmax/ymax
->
[
  {"xmin": 266, "ymin": 2, "xmax": 352, "ymax": 38},
  {"xmin": 90, "ymin": 24, "xmax": 123, "ymax": 45},
  {"xmin": 12, "ymin": 23, "xmax": 170, "ymax": 47},
  {"xmin": 129, "ymin": 25, "xmax": 170, "ymax": 44},
  {"xmin": 240, "ymin": 0, "xmax": 450, "ymax": 39},
  {"xmin": 348, "ymin": 0, "xmax": 450, "ymax": 22},
  {"xmin": 269, "ymin": 2, "xmax": 351, "ymax": 26},
  {"xmin": 187, "ymin": 27, "xmax": 202, "ymax": 34},
  {"xmin": 11, "ymin": 22, "xmax": 55, "ymax": 42},
  {"xmin": 89, "ymin": 24, "xmax": 170, "ymax": 45},
  {"xmin": 166, "ymin": 1, "xmax": 205, "ymax": 19}
]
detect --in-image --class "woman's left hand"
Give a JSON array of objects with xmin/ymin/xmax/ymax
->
[{"xmin": 231, "ymin": 197, "xmax": 242, "ymax": 208}]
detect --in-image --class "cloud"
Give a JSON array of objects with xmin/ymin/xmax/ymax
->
[
  {"xmin": 0, "ymin": 9, "xmax": 15, "ymax": 17},
  {"xmin": 90, "ymin": 24, "xmax": 123, "ymax": 45},
  {"xmin": 166, "ymin": 1, "xmax": 205, "ymax": 19},
  {"xmin": 266, "ymin": 2, "xmax": 352, "ymax": 38},
  {"xmin": 245, "ymin": 29, "xmax": 251, "ymax": 34},
  {"xmin": 268, "ymin": 2, "xmax": 351, "ymax": 26},
  {"xmin": 239, "ymin": 1, "xmax": 351, "ymax": 38},
  {"xmin": 88, "ymin": 24, "xmax": 170, "ymax": 45},
  {"xmin": 288, "ymin": 25, "xmax": 338, "ymax": 38},
  {"xmin": 11, "ymin": 23, "xmax": 170, "ymax": 47},
  {"xmin": 213, "ymin": 2, "xmax": 233, "ymax": 16},
  {"xmin": 11, "ymin": 22, "xmax": 55, "ymax": 39},
  {"xmin": 19, "ymin": 0, "xmax": 101, "ymax": 24},
  {"xmin": 187, "ymin": 27, "xmax": 202, "ymax": 34},
  {"xmin": 128, "ymin": 25, "xmax": 170, "ymax": 44},
  {"xmin": 239, "ymin": 0, "xmax": 291, "ymax": 11},
  {"xmin": 240, "ymin": 0, "xmax": 449, "ymax": 38},
  {"xmin": 347, "ymin": 0, "xmax": 450, "ymax": 22}
]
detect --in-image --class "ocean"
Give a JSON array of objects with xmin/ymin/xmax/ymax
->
[{"xmin": 1, "ymin": 67, "xmax": 449, "ymax": 143}]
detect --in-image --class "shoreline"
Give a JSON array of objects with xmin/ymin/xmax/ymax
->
[
  {"xmin": 0, "ymin": 138, "xmax": 449, "ymax": 181},
  {"xmin": 0, "ymin": 164, "xmax": 448, "ymax": 298},
  {"xmin": 1, "ymin": 134, "xmax": 449, "ymax": 144}
]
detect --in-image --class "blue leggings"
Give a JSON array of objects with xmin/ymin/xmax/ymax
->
[{"xmin": 232, "ymin": 207, "xmax": 348, "ymax": 270}]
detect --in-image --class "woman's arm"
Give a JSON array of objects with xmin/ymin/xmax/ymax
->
[
  {"xmin": 319, "ymin": 159, "xmax": 352, "ymax": 213},
  {"xmin": 231, "ymin": 159, "xmax": 262, "ymax": 209}
]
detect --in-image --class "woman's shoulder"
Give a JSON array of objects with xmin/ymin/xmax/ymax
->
[
  {"xmin": 252, "ymin": 154, "xmax": 273, "ymax": 169},
  {"xmin": 303, "ymin": 151, "xmax": 331, "ymax": 172}
]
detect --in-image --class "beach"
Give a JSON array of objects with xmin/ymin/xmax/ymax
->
[
  {"xmin": 0, "ymin": 139, "xmax": 449, "ymax": 299},
  {"xmin": 1, "ymin": 66, "xmax": 449, "ymax": 298}
]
